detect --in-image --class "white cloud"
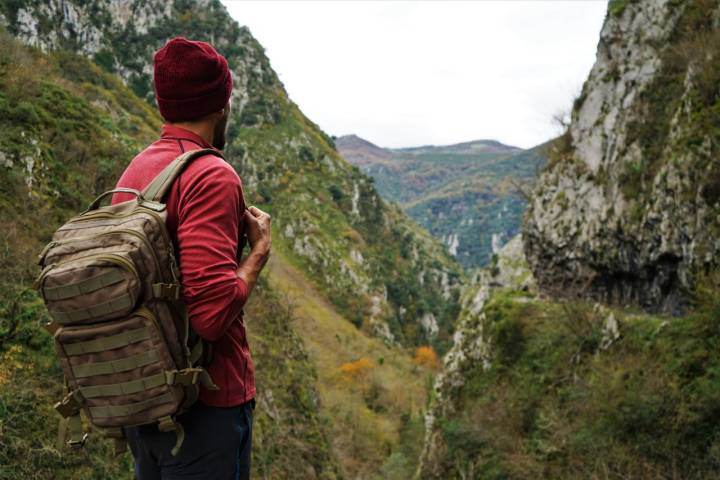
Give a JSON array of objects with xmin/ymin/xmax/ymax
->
[{"xmin": 221, "ymin": 0, "xmax": 608, "ymax": 149}]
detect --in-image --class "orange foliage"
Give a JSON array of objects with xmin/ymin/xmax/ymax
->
[
  {"xmin": 339, "ymin": 357, "xmax": 374, "ymax": 379},
  {"xmin": 414, "ymin": 346, "xmax": 439, "ymax": 369}
]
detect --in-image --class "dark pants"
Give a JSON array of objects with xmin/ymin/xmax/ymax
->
[{"xmin": 124, "ymin": 399, "xmax": 255, "ymax": 480}]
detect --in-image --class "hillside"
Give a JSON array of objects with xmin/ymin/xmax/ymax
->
[
  {"xmin": 3, "ymin": 0, "xmax": 464, "ymax": 350},
  {"xmin": 418, "ymin": 0, "xmax": 720, "ymax": 478},
  {"xmin": 0, "ymin": 29, "xmax": 340, "ymax": 480},
  {"xmin": 419, "ymin": 234, "xmax": 720, "ymax": 478},
  {"xmin": 337, "ymin": 134, "xmax": 546, "ymax": 269},
  {"xmin": 0, "ymin": 0, "xmax": 464, "ymax": 478}
]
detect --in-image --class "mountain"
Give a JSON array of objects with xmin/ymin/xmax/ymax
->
[
  {"xmin": 524, "ymin": 0, "xmax": 720, "ymax": 313},
  {"xmin": 0, "ymin": 1, "xmax": 464, "ymax": 478},
  {"xmin": 337, "ymin": 134, "xmax": 547, "ymax": 270},
  {"xmin": 332, "ymin": 134, "xmax": 390, "ymax": 167},
  {"xmin": 417, "ymin": 0, "xmax": 720, "ymax": 477}
]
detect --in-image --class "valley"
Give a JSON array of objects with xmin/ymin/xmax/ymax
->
[{"xmin": 337, "ymin": 134, "xmax": 546, "ymax": 270}]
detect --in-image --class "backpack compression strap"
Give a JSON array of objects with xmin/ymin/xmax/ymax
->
[{"xmin": 142, "ymin": 148, "xmax": 226, "ymax": 203}]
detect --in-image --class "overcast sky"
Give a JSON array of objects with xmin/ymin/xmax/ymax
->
[{"xmin": 221, "ymin": 1, "xmax": 608, "ymax": 150}]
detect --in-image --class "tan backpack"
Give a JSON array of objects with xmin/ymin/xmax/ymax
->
[{"xmin": 35, "ymin": 148, "xmax": 222, "ymax": 455}]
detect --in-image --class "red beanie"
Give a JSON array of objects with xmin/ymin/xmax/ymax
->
[{"xmin": 153, "ymin": 37, "xmax": 233, "ymax": 122}]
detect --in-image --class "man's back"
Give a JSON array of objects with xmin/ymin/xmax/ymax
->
[{"xmin": 112, "ymin": 124, "xmax": 255, "ymax": 408}]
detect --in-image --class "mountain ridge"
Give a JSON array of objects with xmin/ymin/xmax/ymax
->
[{"xmin": 337, "ymin": 133, "xmax": 546, "ymax": 270}]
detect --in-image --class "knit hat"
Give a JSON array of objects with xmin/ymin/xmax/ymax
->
[{"xmin": 153, "ymin": 37, "xmax": 233, "ymax": 122}]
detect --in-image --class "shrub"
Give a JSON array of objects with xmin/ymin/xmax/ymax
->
[
  {"xmin": 339, "ymin": 357, "xmax": 374, "ymax": 379},
  {"xmin": 413, "ymin": 346, "xmax": 439, "ymax": 369}
]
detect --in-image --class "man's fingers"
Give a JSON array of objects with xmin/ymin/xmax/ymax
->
[
  {"xmin": 248, "ymin": 206, "xmax": 271, "ymax": 222},
  {"xmin": 244, "ymin": 210, "xmax": 260, "ymax": 225}
]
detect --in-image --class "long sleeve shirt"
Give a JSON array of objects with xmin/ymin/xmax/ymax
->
[{"xmin": 112, "ymin": 124, "xmax": 255, "ymax": 407}]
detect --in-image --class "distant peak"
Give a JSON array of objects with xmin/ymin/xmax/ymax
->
[
  {"xmin": 392, "ymin": 138, "xmax": 522, "ymax": 155},
  {"xmin": 336, "ymin": 134, "xmax": 383, "ymax": 148}
]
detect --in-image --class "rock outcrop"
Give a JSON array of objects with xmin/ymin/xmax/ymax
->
[
  {"xmin": 416, "ymin": 235, "xmax": 535, "ymax": 478},
  {"xmin": 524, "ymin": 0, "xmax": 720, "ymax": 313}
]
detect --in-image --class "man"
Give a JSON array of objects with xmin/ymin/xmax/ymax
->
[{"xmin": 111, "ymin": 36, "xmax": 271, "ymax": 480}]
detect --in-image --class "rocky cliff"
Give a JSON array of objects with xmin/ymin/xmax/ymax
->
[
  {"xmin": 524, "ymin": 0, "xmax": 720, "ymax": 313},
  {"xmin": 417, "ymin": 1, "xmax": 720, "ymax": 477},
  {"xmin": 416, "ymin": 235, "xmax": 537, "ymax": 478}
]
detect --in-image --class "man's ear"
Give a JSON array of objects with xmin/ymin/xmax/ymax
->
[{"xmin": 210, "ymin": 106, "xmax": 226, "ymax": 125}]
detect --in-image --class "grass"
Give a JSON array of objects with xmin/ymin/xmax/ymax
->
[
  {"xmin": 266, "ymin": 249, "xmax": 434, "ymax": 479},
  {"xmin": 427, "ymin": 284, "xmax": 720, "ymax": 479}
]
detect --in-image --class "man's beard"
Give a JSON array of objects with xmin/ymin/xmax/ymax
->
[{"xmin": 212, "ymin": 111, "xmax": 229, "ymax": 150}]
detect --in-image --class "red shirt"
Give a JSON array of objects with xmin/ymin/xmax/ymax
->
[{"xmin": 112, "ymin": 124, "xmax": 255, "ymax": 407}]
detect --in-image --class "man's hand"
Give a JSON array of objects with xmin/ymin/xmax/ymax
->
[
  {"xmin": 244, "ymin": 206, "xmax": 271, "ymax": 255},
  {"xmin": 236, "ymin": 206, "xmax": 271, "ymax": 295}
]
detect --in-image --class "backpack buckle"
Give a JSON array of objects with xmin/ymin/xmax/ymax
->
[
  {"xmin": 166, "ymin": 368, "xmax": 201, "ymax": 386},
  {"xmin": 175, "ymin": 368, "xmax": 202, "ymax": 387},
  {"xmin": 54, "ymin": 391, "xmax": 82, "ymax": 418},
  {"xmin": 152, "ymin": 283, "xmax": 181, "ymax": 301},
  {"xmin": 67, "ymin": 433, "xmax": 89, "ymax": 449},
  {"xmin": 165, "ymin": 368, "xmax": 218, "ymax": 390}
]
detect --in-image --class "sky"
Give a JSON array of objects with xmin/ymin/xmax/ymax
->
[{"xmin": 221, "ymin": 1, "xmax": 608, "ymax": 150}]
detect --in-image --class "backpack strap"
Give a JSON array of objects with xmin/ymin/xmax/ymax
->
[{"xmin": 142, "ymin": 148, "xmax": 225, "ymax": 202}]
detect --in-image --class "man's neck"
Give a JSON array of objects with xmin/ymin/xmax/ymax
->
[{"xmin": 168, "ymin": 121, "xmax": 214, "ymax": 147}]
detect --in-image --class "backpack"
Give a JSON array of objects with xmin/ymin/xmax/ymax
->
[{"xmin": 35, "ymin": 148, "xmax": 223, "ymax": 456}]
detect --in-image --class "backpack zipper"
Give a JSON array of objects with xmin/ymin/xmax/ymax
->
[
  {"xmin": 45, "ymin": 229, "xmax": 162, "ymax": 275},
  {"xmin": 37, "ymin": 254, "xmax": 140, "ymax": 309},
  {"xmin": 66, "ymin": 209, "xmax": 173, "ymax": 253},
  {"xmin": 61, "ymin": 209, "xmax": 176, "ymax": 273}
]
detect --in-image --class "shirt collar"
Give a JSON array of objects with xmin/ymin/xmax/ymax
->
[{"xmin": 160, "ymin": 124, "xmax": 215, "ymax": 150}]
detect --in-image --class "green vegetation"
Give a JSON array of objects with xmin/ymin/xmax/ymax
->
[
  {"xmin": 0, "ymin": 31, "xmax": 341, "ymax": 479},
  {"xmin": 266, "ymin": 252, "xmax": 434, "ymax": 479},
  {"xmin": 608, "ymin": 0, "xmax": 629, "ymax": 17},
  {"xmin": 238, "ymin": 280, "xmax": 341, "ymax": 480},
  {"xmin": 0, "ymin": 2, "xmax": 462, "ymax": 474},
  {"xmin": 433, "ymin": 283, "xmax": 720, "ymax": 478},
  {"xmin": 338, "ymin": 137, "xmax": 547, "ymax": 269}
]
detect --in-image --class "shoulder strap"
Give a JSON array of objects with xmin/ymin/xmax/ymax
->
[{"xmin": 142, "ymin": 148, "xmax": 225, "ymax": 202}]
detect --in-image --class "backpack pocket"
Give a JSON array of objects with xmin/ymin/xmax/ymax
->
[
  {"xmin": 38, "ymin": 253, "xmax": 141, "ymax": 325},
  {"xmin": 55, "ymin": 307, "xmax": 185, "ymax": 428}
]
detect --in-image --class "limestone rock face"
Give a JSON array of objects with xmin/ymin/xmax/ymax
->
[
  {"xmin": 524, "ymin": 0, "xmax": 720, "ymax": 313},
  {"xmin": 7, "ymin": 0, "xmax": 276, "ymax": 124},
  {"xmin": 417, "ymin": 235, "xmax": 535, "ymax": 478}
]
